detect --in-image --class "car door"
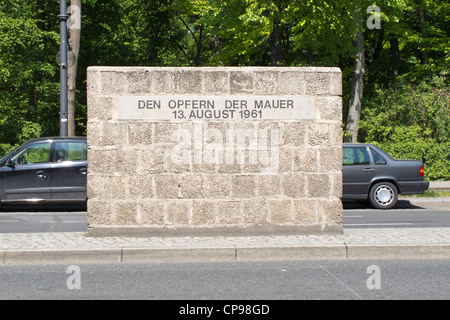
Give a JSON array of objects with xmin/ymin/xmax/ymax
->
[
  {"xmin": 2, "ymin": 141, "xmax": 52, "ymax": 201},
  {"xmin": 50, "ymin": 140, "xmax": 87, "ymax": 201},
  {"xmin": 342, "ymin": 146, "xmax": 375, "ymax": 198}
]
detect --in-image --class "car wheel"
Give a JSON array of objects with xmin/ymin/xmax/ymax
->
[{"xmin": 369, "ymin": 182, "xmax": 398, "ymax": 209}]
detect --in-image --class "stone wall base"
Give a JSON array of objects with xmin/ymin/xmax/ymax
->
[{"xmin": 87, "ymin": 224, "xmax": 342, "ymax": 238}]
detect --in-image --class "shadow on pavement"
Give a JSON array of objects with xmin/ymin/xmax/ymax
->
[
  {"xmin": 0, "ymin": 203, "xmax": 87, "ymax": 213},
  {"xmin": 342, "ymin": 199, "xmax": 425, "ymax": 210}
]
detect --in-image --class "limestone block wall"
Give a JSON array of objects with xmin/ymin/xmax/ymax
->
[{"xmin": 86, "ymin": 67, "xmax": 343, "ymax": 236}]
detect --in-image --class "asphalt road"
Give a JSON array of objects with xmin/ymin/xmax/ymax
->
[
  {"xmin": 0, "ymin": 259, "xmax": 448, "ymax": 300},
  {"xmin": 343, "ymin": 199, "xmax": 450, "ymax": 228},
  {"xmin": 1, "ymin": 202, "xmax": 449, "ymax": 301},
  {"xmin": 0, "ymin": 200, "xmax": 448, "ymax": 233}
]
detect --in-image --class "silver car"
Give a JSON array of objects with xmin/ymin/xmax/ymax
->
[{"xmin": 342, "ymin": 143, "xmax": 429, "ymax": 209}]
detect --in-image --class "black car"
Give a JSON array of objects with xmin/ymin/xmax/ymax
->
[
  {"xmin": 342, "ymin": 143, "xmax": 429, "ymax": 209},
  {"xmin": 0, "ymin": 137, "xmax": 87, "ymax": 208}
]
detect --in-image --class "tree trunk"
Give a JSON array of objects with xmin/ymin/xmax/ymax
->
[
  {"xmin": 270, "ymin": 16, "xmax": 282, "ymax": 66},
  {"xmin": 214, "ymin": 34, "xmax": 223, "ymax": 66},
  {"xmin": 389, "ymin": 35, "xmax": 401, "ymax": 88},
  {"xmin": 194, "ymin": 24, "xmax": 204, "ymax": 66},
  {"xmin": 270, "ymin": 0, "xmax": 288, "ymax": 66},
  {"xmin": 67, "ymin": 0, "xmax": 81, "ymax": 137},
  {"xmin": 418, "ymin": 6, "xmax": 429, "ymax": 65},
  {"xmin": 346, "ymin": 19, "xmax": 364, "ymax": 143}
]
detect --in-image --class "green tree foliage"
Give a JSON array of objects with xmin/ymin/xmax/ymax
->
[
  {"xmin": 0, "ymin": 0, "xmax": 59, "ymax": 153},
  {"xmin": 1, "ymin": 0, "xmax": 449, "ymax": 179},
  {"xmin": 360, "ymin": 75, "xmax": 449, "ymax": 180}
]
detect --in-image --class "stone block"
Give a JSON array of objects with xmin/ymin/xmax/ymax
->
[
  {"xmin": 102, "ymin": 175, "xmax": 127, "ymax": 199},
  {"xmin": 279, "ymin": 70, "xmax": 306, "ymax": 95},
  {"xmin": 282, "ymin": 174, "xmax": 306, "ymax": 198},
  {"xmin": 319, "ymin": 147, "xmax": 342, "ymax": 172},
  {"xmin": 267, "ymin": 200, "xmax": 292, "ymax": 224},
  {"xmin": 112, "ymin": 148, "xmax": 139, "ymax": 175},
  {"xmin": 254, "ymin": 71, "xmax": 278, "ymax": 94},
  {"xmin": 175, "ymin": 70, "xmax": 202, "ymax": 94},
  {"xmin": 242, "ymin": 199, "xmax": 267, "ymax": 224},
  {"xmin": 114, "ymin": 201, "xmax": 138, "ymax": 225},
  {"xmin": 257, "ymin": 174, "xmax": 281, "ymax": 197},
  {"xmin": 204, "ymin": 70, "xmax": 229, "ymax": 94},
  {"xmin": 307, "ymin": 122, "xmax": 332, "ymax": 146},
  {"xmin": 192, "ymin": 200, "xmax": 217, "ymax": 225},
  {"xmin": 87, "ymin": 148, "xmax": 117, "ymax": 175},
  {"xmin": 217, "ymin": 201, "xmax": 242, "ymax": 224},
  {"xmin": 127, "ymin": 123, "xmax": 154, "ymax": 146},
  {"xmin": 138, "ymin": 147, "xmax": 166, "ymax": 174},
  {"xmin": 316, "ymin": 96, "xmax": 342, "ymax": 121},
  {"xmin": 320, "ymin": 199, "xmax": 343, "ymax": 224},
  {"xmin": 128, "ymin": 175, "xmax": 154, "ymax": 199},
  {"xmin": 232, "ymin": 175, "xmax": 256, "ymax": 198},
  {"xmin": 179, "ymin": 174, "xmax": 204, "ymax": 199},
  {"xmin": 87, "ymin": 199, "xmax": 113, "ymax": 225},
  {"xmin": 87, "ymin": 174, "xmax": 103, "ymax": 199},
  {"xmin": 87, "ymin": 96, "xmax": 114, "ymax": 121},
  {"xmin": 305, "ymin": 71, "xmax": 331, "ymax": 95},
  {"xmin": 151, "ymin": 70, "xmax": 177, "ymax": 94},
  {"xmin": 293, "ymin": 199, "xmax": 318, "ymax": 223},
  {"xmin": 86, "ymin": 69, "xmax": 100, "ymax": 94},
  {"xmin": 154, "ymin": 175, "xmax": 179, "ymax": 199},
  {"xmin": 230, "ymin": 71, "xmax": 253, "ymax": 94},
  {"xmin": 167, "ymin": 200, "xmax": 191, "ymax": 225},
  {"xmin": 278, "ymin": 147, "xmax": 294, "ymax": 172},
  {"xmin": 331, "ymin": 173, "xmax": 343, "ymax": 198},
  {"xmin": 330, "ymin": 72, "xmax": 342, "ymax": 96},
  {"xmin": 101, "ymin": 122, "xmax": 127, "ymax": 146},
  {"xmin": 139, "ymin": 200, "xmax": 165, "ymax": 225},
  {"xmin": 293, "ymin": 148, "xmax": 318, "ymax": 172},
  {"xmin": 282, "ymin": 122, "xmax": 307, "ymax": 146},
  {"xmin": 100, "ymin": 71, "xmax": 127, "ymax": 95},
  {"xmin": 307, "ymin": 174, "xmax": 331, "ymax": 198},
  {"xmin": 203, "ymin": 174, "xmax": 231, "ymax": 198},
  {"xmin": 127, "ymin": 69, "xmax": 153, "ymax": 95}
]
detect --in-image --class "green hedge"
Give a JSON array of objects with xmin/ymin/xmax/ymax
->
[{"xmin": 359, "ymin": 76, "xmax": 449, "ymax": 181}]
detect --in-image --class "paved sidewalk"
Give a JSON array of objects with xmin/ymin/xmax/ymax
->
[
  {"xmin": 1, "ymin": 227, "xmax": 449, "ymax": 264},
  {"xmin": 1, "ymin": 197, "xmax": 449, "ymax": 264}
]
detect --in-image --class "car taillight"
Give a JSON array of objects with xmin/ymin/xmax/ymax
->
[{"xmin": 420, "ymin": 166, "xmax": 424, "ymax": 177}]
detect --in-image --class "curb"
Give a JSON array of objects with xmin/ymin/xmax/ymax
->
[
  {"xmin": 429, "ymin": 181, "xmax": 450, "ymax": 191},
  {"xmin": 2, "ymin": 244, "xmax": 450, "ymax": 265}
]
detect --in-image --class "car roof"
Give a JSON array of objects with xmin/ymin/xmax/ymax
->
[
  {"xmin": 25, "ymin": 136, "xmax": 86, "ymax": 143},
  {"xmin": 343, "ymin": 143, "xmax": 375, "ymax": 147}
]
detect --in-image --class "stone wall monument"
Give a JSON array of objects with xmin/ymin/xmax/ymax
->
[{"xmin": 86, "ymin": 67, "xmax": 343, "ymax": 236}]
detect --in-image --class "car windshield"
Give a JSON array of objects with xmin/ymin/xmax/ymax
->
[{"xmin": 0, "ymin": 143, "xmax": 30, "ymax": 165}]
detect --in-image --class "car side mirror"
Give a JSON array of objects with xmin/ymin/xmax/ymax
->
[{"xmin": 6, "ymin": 158, "xmax": 15, "ymax": 167}]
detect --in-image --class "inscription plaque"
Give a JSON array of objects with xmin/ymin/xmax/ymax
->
[{"xmin": 118, "ymin": 96, "xmax": 315, "ymax": 121}]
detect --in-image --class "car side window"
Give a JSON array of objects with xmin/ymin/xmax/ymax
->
[
  {"xmin": 343, "ymin": 147, "xmax": 371, "ymax": 165},
  {"xmin": 11, "ymin": 142, "xmax": 51, "ymax": 165},
  {"xmin": 370, "ymin": 148, "xmax": 387, "ymax": 165},
  {"xmin": 54, "ymin": 142, "xmax": 87, "ymax": 162}
]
